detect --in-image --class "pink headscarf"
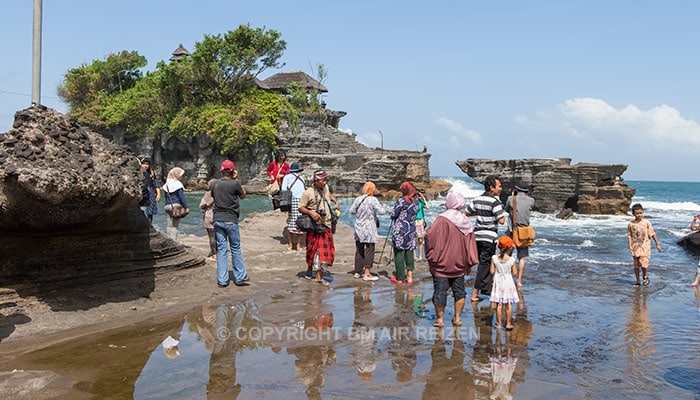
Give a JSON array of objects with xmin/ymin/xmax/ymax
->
[{"xmin": 439, "ymin": 192, "xmax": 473, "ymax": 235}]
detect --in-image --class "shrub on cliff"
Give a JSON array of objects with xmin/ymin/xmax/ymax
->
[{"xmin": 56, "ymin": 24, "xmax": 300, "ymax": 152}]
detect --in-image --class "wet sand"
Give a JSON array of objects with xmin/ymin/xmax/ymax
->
[{"xmin": 2, "ymin": 211, "xmax": 700, "ymax": 398}]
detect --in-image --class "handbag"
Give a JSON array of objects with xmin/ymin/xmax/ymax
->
[
  {"xmin": 511, "ymin": 194, "xmax": 535, "ymax": 247},
  {"xmin": 273, "ymin": 190, "xmax": 292, "ymax": 211},
  {"xmin": 265, "ymin": 167, "xmax": 282, "ymax": 196},
  {"xmin": 164, "ymin": 184, "xmax": 188, "ymax": 219},
  {"xmin": 295, "ymin": 214, "xmax": 316, "ymax": 232},
  {"xmin": 273, "ymin": 175, "xmax": 300, "ymax": 212},
  {"xmin": 165, "ymin": 203, "xmax": 188, "ymax": 218}
]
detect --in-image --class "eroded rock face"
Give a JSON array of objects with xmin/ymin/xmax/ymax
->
[
  {"xmin": 0, "ymin": 105, "xmax": 203, "ymax": 289},
  {"xmin": 455, "ymin": 158, "xmax": 635, "ymax": 215},
  {"xmin": 104, "ymin": 110, "xmax": 452, "ymax": 199}
]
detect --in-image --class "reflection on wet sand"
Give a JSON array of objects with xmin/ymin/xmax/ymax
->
[
  {"xmin": 623, "ymin": 288, "xmax": 656, "ymax": 387},
  {"xmin": 206, "ymin": 303, "xmax": 246, "ymax": 398},
  {"xmin": 489, "ymin": 327, "xmax": 517, "ymax": 399},
  {"xmin": 349, "ymin": 287, "xmax": 378, "ymax": 383},
  {"xmin": 388, "ymin": 286, "xmax": 420, "ymax": 383},
  {"xmin": 288, "ymin": 311, "xmax": 336, "ymax": 399},
  {"xmin": 423, "ymin": 327, "xmax": 475, "ymax": 399}
]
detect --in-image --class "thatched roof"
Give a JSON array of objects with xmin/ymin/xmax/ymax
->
[
  {"xmin": 170, "ymin": 43, "xmax": 190, "ymax": 62},
  {"xmin": 261, "ymin": 71, "xmax": 328, "ymax": 93}
]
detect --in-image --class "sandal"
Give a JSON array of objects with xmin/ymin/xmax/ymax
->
[
  {"xmin": 452, "ymin": 318, "xmax": 462, "ymax": 326},
  {"xmin": 470, "ymin": 297, "xmax": 481, "ymax": 302},
  {"xmin": 492, "ymin": 323, "xmax": 503, "ymax": 330},
  {"xmin": 315, "ymin": 279, "xmax": 330, "ymax": 286},
  {"xmin": 505, "ymin": 325, "xmax": 514, "ymax": 331},
  {"xmin": 390, "ymin": 277, "xmax": 403, "ymax": 284},
  {"xmin": 432, "ymin": 321, "xmax": 444, "ymax": 327},
  {"xmin": 643, "ymin": 276, "xmax": 650, "ymax": 286}
]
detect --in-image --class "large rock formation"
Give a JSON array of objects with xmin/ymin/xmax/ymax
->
[
  {"xmin": 677, "ymin": 231, "xmax": 700, "ymax": 254},
  {"xmin": 102, "ymin": 110, "xmax": 452, "ymax": 199},
  {"xmin": 456, "ymin": 158, "xmax": 635, "ymax": 215},
  {"xmin": 0, "ymin": 105, "xmax": 203, "ymax": 298}
]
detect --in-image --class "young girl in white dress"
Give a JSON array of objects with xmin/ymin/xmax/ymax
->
[{"xmin": 490, "ymin": 236, "xmax": 519, "ymax": 330}]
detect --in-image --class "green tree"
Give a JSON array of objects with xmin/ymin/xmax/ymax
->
[
  {"xmin": 191, "ymin": 24, "xmax": 286, "ymax": 104},
  {"xmin": 58, "ymin": 25, "xmax": 295, "ymax": 153},
  {"xmin": 57, "ymin": 50, "xmax": 146, "ymax": 109}
]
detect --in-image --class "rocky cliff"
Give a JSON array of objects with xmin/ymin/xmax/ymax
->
[
  {"xmin": 103, "ymin": 110, "xmax": 451, "ymax": 199},
  {"xmin": 456, "ymin": 158, "xmax": 635, "ymax": 215},
  {"xmin": 0, "ymin": 105, "xmax": 203, "ymax": 298}
]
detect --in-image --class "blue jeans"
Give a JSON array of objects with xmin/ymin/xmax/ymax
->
[{"xmin": 214, "ymin": 221, "xmax": 247, "ymax": 284}]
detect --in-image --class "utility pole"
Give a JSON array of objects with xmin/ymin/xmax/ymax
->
[
  {"xmin": 32, "ymin": 0, "xmax": 42, "ymax": 105},
  {"xmin": 378, "ymin": 130, "xmax": 383, "ymax": 150}
]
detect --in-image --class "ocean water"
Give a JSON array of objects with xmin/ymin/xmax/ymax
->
[
  {"xmin": 162, "ymin": 178, "xmax": 700, "ymax": 274},
  {"xmin": 28, "ymin": 178, "xmax": 700, "ymax": 399}
]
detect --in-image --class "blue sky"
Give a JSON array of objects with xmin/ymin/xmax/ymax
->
[{"xmin": 2, "ymin": 1, "xmax": 700, "ymax": 181}]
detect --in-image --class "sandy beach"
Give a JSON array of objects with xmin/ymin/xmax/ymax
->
[{"xmin": 0, "ymin": 211, "xmax": 372, "ymax": 353}]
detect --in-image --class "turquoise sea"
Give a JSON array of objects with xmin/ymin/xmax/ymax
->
[
  {"xmin": 159, "ymin": 178, "xmax": 700, "ymax": 275},
  {"xmin": 22, "ymin": 178, "xmax": 700, "ymax": 398}
]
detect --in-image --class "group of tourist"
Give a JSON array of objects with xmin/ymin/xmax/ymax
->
[{"xmin": 140, "ymin": 154, "xmax": 545, "ymax": 328}]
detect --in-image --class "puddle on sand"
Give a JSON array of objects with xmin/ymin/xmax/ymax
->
[{"xmin": 2, "ymin": 274, "xmax": 700, "ymax": 399}]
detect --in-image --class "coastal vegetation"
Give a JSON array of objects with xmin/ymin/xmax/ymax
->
[{"xmin": 56, "ymin": 24, "xmax": 325, "ymax": 153}]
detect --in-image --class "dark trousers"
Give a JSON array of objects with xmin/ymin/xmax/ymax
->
[
  {"xmin": 354, "ymin": 242, "xmax": 375, "ymax": 274},
  {"xmin": 473, "ymin": 240, "xmax": 496, "ymax": 296},
  {"xmin": 432, "ymin": 275, "xmax": 466, "ymax": 307}
]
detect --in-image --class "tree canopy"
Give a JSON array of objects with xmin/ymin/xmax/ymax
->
[{"xmin": 56, "ymin": 24, "xmax": 321, "ymax": 153}]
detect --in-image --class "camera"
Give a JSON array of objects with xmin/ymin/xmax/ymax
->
[{"xmin": 317, "ymin": 209, "xmax": 326, "ymax": 217}]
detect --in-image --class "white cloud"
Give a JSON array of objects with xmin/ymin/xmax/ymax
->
[
  {"xmin": 517, "ymin": 97, "xmax": 700, "ymax": 148},
  {"xmin": 433, "ymin": 117, "xmax": 483, "ymax": 148}
]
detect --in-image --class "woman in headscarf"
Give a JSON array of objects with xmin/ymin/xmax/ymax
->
[
  {"xmin": 389, "ymin": 181, "xmax": 419, "ymax": 284},
  {"xmin": 163, "ymin": 167, "xmax": 190, "ymax": 239},
  {"xmin": 199, "ymin": 179, "xmax": 217, "ymax": 259},
  {"xmin": 424, "ymin": 192, "xmax": 478, "ymax": 327},
  {"xmin": 349, "ymin": 181, "xmax": 389, "ymax": 281}
]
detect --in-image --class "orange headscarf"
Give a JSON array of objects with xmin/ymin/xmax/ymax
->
[
  {"xmin": 361, "ymin": 181, "xmax": 376, "ymax": 196},
  {"xmin": 400, "ymin": 181, "xmax": 416, "ymax": 203}
]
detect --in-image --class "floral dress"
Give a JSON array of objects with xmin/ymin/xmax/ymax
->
[{"xmin": 390, "ymin": 197, "xmax": 419, "ymax": 250}]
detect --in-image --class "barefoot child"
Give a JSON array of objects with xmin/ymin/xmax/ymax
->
[
  {"xmin": 490, "ymin": 236, "xmax": 519, "ymax": 330},
  {"xmin": 688, "ymin": 214, "xmax": 700, "ymax": 287},
  {"xmin": 627, "ymin": 203, "xmax": 662, "ymax": 286}
]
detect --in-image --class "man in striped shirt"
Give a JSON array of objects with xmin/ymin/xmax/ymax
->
[{"xmin": 465, "ymin": 175, "xmax": 506, "ymax": 302}]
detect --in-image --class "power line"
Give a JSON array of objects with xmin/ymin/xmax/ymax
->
[{"xmin": 0, "ymin": 89, "xmax": 59, "ymax": 99}]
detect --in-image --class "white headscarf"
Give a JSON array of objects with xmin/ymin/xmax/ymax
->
[{"xmin": 164, "ymin": 167, "xmax": 185, "ymax": 193}]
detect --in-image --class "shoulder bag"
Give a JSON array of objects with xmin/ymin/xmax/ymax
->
[
  {"xmin": 511, "ymin": 194, "xmax": 535, "ymax": 247},
  {"xmin": 273, "ymin": 175, "xmax": 300, "ymax": 212},
  {"xmin": 164, "ymin": 184, "xmax": 188, "ymax": 219},
  {"xmin": 265, "ymin": 165, "xmax": 282, "ymax": 196}
]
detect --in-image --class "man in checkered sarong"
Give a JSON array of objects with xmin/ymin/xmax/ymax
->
[{"xmin": 299, "ymin": 169, "xmax": 338, "ymax": 286}]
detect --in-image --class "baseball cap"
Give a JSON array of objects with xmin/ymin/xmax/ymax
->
[{"xmin": 220, "ymin": 160, "xmax": 235, "ymax": 172}]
